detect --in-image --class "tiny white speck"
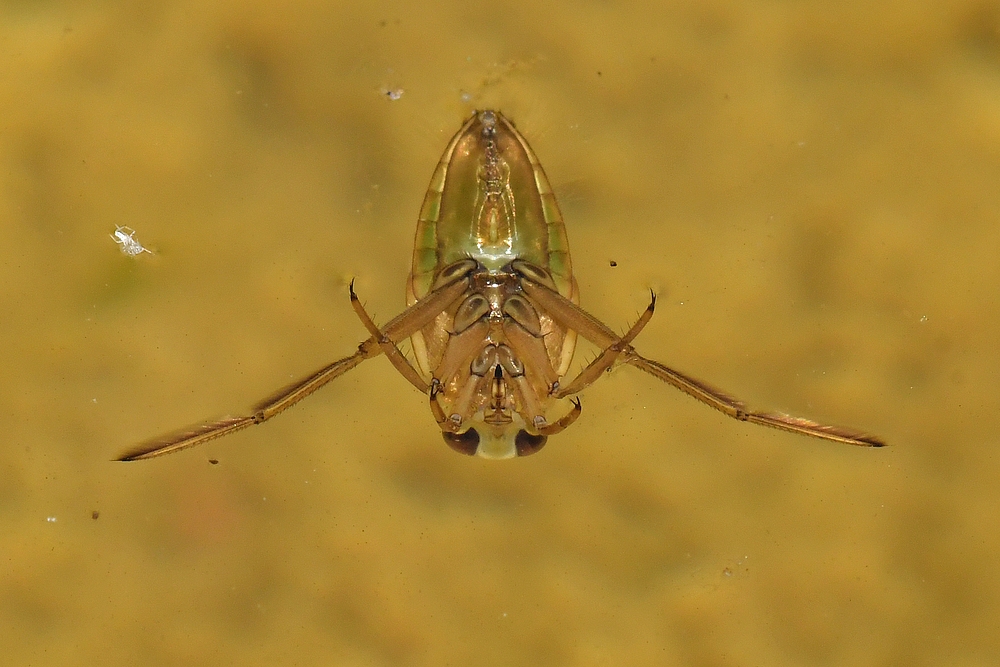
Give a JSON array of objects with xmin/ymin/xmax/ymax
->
[
  {"xmin": 46, "ymin": 516, "xmax": 57, "ymax": 523},
  {"xmin": 919, "ymin": 315, "xmax": 927, "ymax": 322},
  {"xmin": 382, "ymin": 87, "xmax": 404, "ymax": 101},
  {"xmin": 110, "ymin": 225, "xmax": 152, "ymax": 256}
]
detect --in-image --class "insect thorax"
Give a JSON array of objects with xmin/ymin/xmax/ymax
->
[{"xmin": 411, "ymin": 260, "xmax": 576, "ymax": 458}]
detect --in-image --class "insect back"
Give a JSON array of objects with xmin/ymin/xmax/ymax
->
[
  {"xmin": 408, "ymin": 110, "xmax": 574, "ymax": 302},
  {"xmin": 404, "ymin": 111, "xmax": 583, "ymax": 458}
]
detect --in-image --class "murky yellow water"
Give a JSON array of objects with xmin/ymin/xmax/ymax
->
[{"xmin": 3, "ymin": 1, "xmax": 998, "ymax": 664}]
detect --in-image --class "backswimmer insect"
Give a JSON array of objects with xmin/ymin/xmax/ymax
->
[{"xmin": 118, "ymin": 110, "xmax": 883, "ymax": 461}]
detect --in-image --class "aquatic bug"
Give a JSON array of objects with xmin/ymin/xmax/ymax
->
[
  {"xmin": 118, "ymin": 110, "xmax": 884, "ymax": 461},
  {"xmin": 110, "ymin": 225, "xmax": 152, "ymax": 256}
]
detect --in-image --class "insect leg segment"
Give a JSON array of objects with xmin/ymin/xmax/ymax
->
[
  {"xmin": 348, "ymin": 258, "xmax": 481, "ymax": 395},
  {"xmin": 551, "ymin": 292, "xmax": 655, "ymax": 398},
  {"xmin": 624, "ymin": 354, "xmax": 885, "ymax": 447},
  {"xmin": 248, "ymin": 351, "xmax": 372, "ymax": 422},
  {"xmin": 429, "ymin": 320, "xmax": 490, "ymax": 394},
  {"xmin": 493, "ymin": 344, "xmax": 547, "ymax": 428},
  {"xmin": 518, "ymin": 274, "xmax": 621, "ymax": 351},
  {"xmin": 515, "ymin": 268, "xmax": 650, "ymax": 396},
  {"xmin": 118, "ymin": 263, "xmax": 477, "ymax": 462},
  {"xmin": 536, "ymin": 398, "xmax": 582, "ymax": 436},
  {"xmin": 429, "ymin": 379, "xmax": 462, "ymax": 432},
  {"xmin": 516, "ymin": 270, "xmax": 884, "ymax": 448},
  {"xmin": 501, "ymin": 319, "xmax": 559, "ymax": 390},
  {"xmin": 497, "ymin": 318, "xmax": 579, "ymax": 432},
  {"xmin": 349, "ymin": 280, "xmax": 429, "ymax": 393},
  {"xmin": 429, "ymin": 342, "xmax": 499, "ymax": 434},
  {"xmin": 116, "ymin": 417, "xmax": 256, "ymax": 460},
  {"xmin": 117, "ymin": 350, "xmax": 370, "ymax": 461},
  {"xmin": 250, "ymin": 268, "xmax": 474, "ymax": 421},
  {"xmin": 377, "ymin": 260, "xmax": 476, "ymax": 343}
]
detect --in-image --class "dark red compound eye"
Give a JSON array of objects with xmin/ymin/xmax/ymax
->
[
  {"xmin": 514, "ymin": 430, "xmax": 547, "ymax": 456},
  {"xmin": 442, "ymin": 429, "xmax": 480, "ymax": 456}
]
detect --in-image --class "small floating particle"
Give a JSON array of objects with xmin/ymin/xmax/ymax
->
[
  {"xmin": 91, "ymin": 510, "xmax": 100, "ymax": 520},
  {"xmin": 208, "ymin": 459, "xmax": 219, "ymax": 465},
  {"xmin": 110, "ymin": 225, "xmax": 152, "ymax": 256},
  {"xmin": 609, "ymin": 260, "xmax": 617, "ymax": 267},
  {"xmin": 381, "ymin": 87, "xmax": 404, "ymax": 101},
  {"xmin": 46, "ymin": 516, "xmax": 57, "ymax": 523}
]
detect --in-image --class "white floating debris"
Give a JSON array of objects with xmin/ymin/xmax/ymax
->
[
  {"xmin": 381, "ymin": 87, "xmax": 404, "ymax": 101},
  {"xmin": 110, "ymin": 225, "xmax": 152, "ymax": 256},
  {"xmin": 46, "ymin": 516, "xmax": 57, "ymax": 523}
]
